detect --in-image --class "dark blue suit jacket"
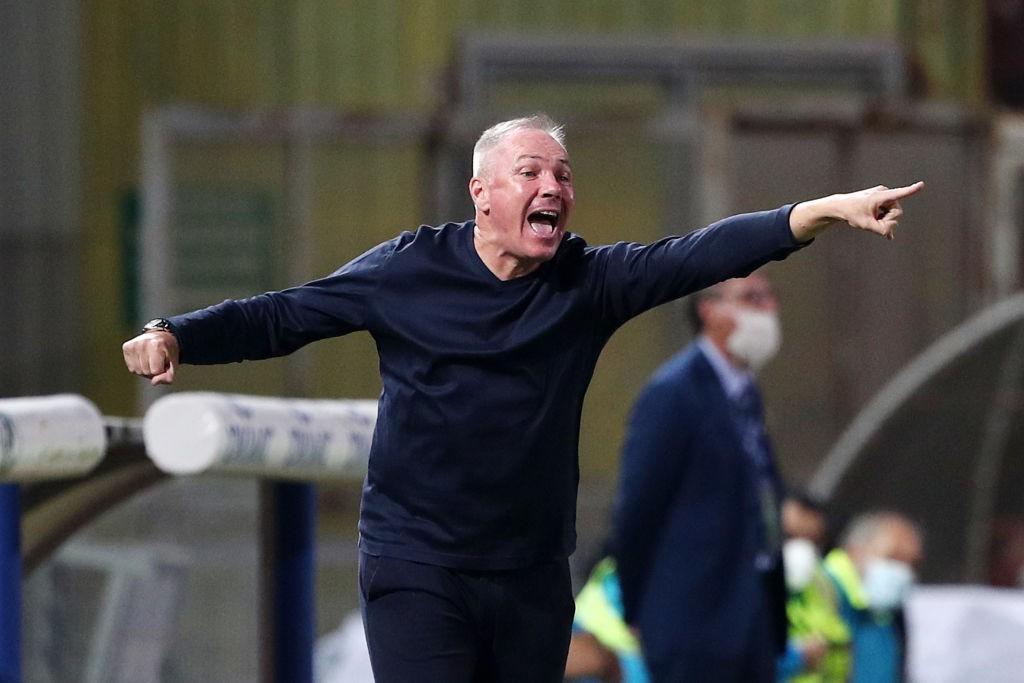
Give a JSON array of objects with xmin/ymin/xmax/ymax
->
[{"xmin": 611, "ymin": 342, "xmax": 787, "ymax": 666}]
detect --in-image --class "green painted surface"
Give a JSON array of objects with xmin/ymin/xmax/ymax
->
[{"xmin": 82, "ymin": 0, "xmax": 986, "ymax": 474}]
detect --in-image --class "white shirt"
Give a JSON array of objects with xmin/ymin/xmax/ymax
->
[{"xmin": 696, "ymin": 335, "xmax": 755, "ymax": 402}]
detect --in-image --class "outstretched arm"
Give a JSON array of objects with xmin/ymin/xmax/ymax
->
[
  {"xmin": 120, "ymin": 235, "xmax": 399, "ymax": 386},
  {"xmin": 789, "ymin": 182, "xmax": 925, "ymax": 243}
]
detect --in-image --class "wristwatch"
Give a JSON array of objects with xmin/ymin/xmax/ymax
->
[{"xmin": 142, "ymin": 318, "xmax": 174, "ymax": 335}]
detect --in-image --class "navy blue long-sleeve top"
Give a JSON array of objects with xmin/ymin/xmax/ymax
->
[{"xmin": 168, "ymin": 206, "xmax": 803, "ymax": 570}]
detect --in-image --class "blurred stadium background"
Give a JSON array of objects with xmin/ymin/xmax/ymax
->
[{"xmin": 3, "ymin": 1, "xmax": 1024, "ymax": 681}]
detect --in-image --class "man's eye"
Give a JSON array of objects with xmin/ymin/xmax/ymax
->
[
  {"xmin": 521, "ymin": 170, "xmax": 537, "ymax": 177},
  {"xmin": 559, "ymin": 175, "xmax": 571, "ymax": 182}
]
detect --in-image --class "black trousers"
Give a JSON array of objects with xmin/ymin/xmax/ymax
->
[{"xmin": 359, "ymin": 552, "xmax": 575, "ymax": 683}]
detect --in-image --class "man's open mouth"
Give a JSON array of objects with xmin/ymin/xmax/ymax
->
[{"xmin": 528, "ymin": 210, "xmax": 560, "ymax": 237}]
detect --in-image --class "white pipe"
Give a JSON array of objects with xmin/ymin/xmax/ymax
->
[
  {"xmin": 143, "ymin": 393, "xmax": 377, "ymax": 480},
  {"xmin": 0, "ymin": 394, "xmax": 106, "ymax": 481}
]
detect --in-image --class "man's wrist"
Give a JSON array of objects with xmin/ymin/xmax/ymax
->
[
  {"xmin": 141, "ymin": 318, "xmax": 175, "ymax": 336},
  {"xmin": 818, "ymin": 193, "xmax": 849, "ymax": 224},
  {"xmin": 789, "ymin": 195, "xmax": 845, "ymax": 241}
]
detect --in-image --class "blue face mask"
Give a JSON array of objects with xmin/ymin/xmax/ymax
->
[{"xmin": 863, "ymin": 558, "xmax": 915, "ymax": 612}]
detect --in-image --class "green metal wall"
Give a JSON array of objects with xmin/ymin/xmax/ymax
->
[
  {"xmin": 83, "ymin": 0, "xmax": 987, "ymax": 434},
  {"xmin": 84, "ymin": 0, "xmax": 983, "ymax": 112}
]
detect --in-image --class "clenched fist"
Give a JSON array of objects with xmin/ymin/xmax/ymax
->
[{"xmin": 122, "ymin": 330, "xmax": 179, "ymax": 385}]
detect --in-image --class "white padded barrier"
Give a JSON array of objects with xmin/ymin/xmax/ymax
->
[
  {"xmin": 0, "ymin": 395, "xmax": 107, "ymax": 481},
  {"xmin": 143, "ymin": 393, "xmax": 377, "ymax": 480}
]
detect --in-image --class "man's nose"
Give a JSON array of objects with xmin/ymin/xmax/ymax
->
[{"xmin": 539, "ymin": 171, "xmax": 562, "ymax": 197}]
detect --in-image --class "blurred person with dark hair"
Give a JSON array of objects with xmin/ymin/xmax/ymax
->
[
  {"xmin": 782, "ymin": 490, "xmax": 829, "ymax": 551},
  {"xmin": 123, "ymin": 112, "xmax": 923, "ymax": 682},
  {"xmin": 612, "ymin": 272, "xmax": 793, "ymax": 683},
  {"xmin": 778, "ymin": 493, "xmax": 849, "ymax": 683},
  {"xmin": 823, "ymin": 512, "xmax": 923, "ymax": 683}
]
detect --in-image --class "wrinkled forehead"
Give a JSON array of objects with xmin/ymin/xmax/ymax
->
[
  {"xmin": 494, "ymin": 129, "xmax": 570, "ymax": 166},
  {"xmin": 719, "ymin": 273, "xmax": 773, "ymax": 297},
  {"xmin": 737, "ymin": 272, "xmax": 771, "ymax": 290},
  {"xmin": 874, "ymin": 521, "xmax": 924, "ymax": 565}
]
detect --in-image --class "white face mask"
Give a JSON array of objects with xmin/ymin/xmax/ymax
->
[
  {"xmin": 863, "ymin": 558, "xmax": 915, "ymax": 612},
  {"xmin": 726, "ymin": 309, "xmax": 781, "ymax": 372},
  {"xmin": 783, "ymin": 538, "xmax": 820, "ymax": 592}
]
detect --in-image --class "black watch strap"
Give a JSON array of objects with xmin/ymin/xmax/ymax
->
[{"xmin": 142, "ymin": 318, "xmax": 174, "ymax": 335}]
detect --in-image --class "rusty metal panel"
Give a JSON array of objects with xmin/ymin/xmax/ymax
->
[{"xmin": 724, "ymin": 105, "xmax": 989, "ymax": 484}]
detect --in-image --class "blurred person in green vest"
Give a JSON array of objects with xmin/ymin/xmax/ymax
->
[
  {"xmin": 823, "ymin": 512, "xmax": 923, "ymax": 683},
  {"xmin": 777, "ymin": 493, "xmax": 849, "ymax": 682},
  {"xmin": 566, "ymin": 556, "xmax": 650, "ymax": 683}
]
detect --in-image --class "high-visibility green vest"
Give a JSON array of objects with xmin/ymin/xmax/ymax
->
[
  {"xmin": 823, "ymin": 549, "xmax": 903, "ymax": 683},
  {"xmin": 573, "ymin": 557, "xmax": 641, "ymax": 655},
  {"xmin": 824, "ymin": 548, "xmax": 868, "ymax": 610},
  {"xmin": 786, "ymin": 555, "xmax": 853, "ymax": 683}
]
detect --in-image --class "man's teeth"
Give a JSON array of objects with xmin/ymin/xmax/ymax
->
[{"xmin": 528, "ymin": 211, "xmax": 559, "ymax": 236}]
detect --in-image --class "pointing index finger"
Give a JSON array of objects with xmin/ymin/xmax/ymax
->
[{"xmin": 882, "ymin": 181, "xmax": 925, "ymax": 202}]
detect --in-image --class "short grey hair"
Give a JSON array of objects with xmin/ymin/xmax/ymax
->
[
  {"xmin": 472, "ymin": 114, "xmax": 566, "ymax": 177},
  {"xmin": 840, "ymin": 511, "xmax": 920, "ymax": 549}
]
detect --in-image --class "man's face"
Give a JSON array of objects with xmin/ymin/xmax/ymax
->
[
  {"xmin": 852, "ymin": 518, "xmax": 924, "ymax": 575},
  {"xmin": 782, "ymin": 499, "xmax": 827, "ymax": 550},
  {"xmin": 876, "ymin": 521, "xmax": 925, "ymax": 568},
  {"xmin": 470, "ymin": 128, "xmax": 575, "ymax": 265},
  {"xmin": 704, "ymin": 274, "xmax": 779, "ymax": 331}
]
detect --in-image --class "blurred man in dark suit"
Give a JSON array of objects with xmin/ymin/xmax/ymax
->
[{"xmin": 612, "ymin": 272, "xmax": 788, "ymax": 683}]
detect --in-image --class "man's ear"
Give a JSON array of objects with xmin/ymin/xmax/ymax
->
[
  {"xmin": 696, "ymin": 298, "xmax": 716, "ymax": 329},
  {"xmin": 469, "ymin": 177, "xmax": 489, "ymax": 213}
]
